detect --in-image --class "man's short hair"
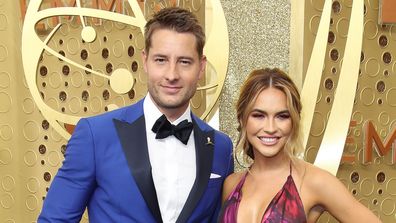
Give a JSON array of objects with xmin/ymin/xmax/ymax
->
[{"xmin": 144, "ymin": 7, "xmax": 205, "ymax": 58}]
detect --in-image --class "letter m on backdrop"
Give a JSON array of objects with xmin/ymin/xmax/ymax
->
[{"xmin": 364, "ymin": 121, "xmax": 396, "ymax": 164}]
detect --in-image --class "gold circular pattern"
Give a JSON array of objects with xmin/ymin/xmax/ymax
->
[
  {"xmin": 380, "ymin": 129, "xmax": 387, "ymax": 138},
  {"xmin": 23, "ymin": 150, "xmax": 37, "ymax": 167},
  {"xmin": 59, "ymin": 23, "xmax": 70, "ymax": 36},
  {"xmin": 378, "ymin": 111, "xmax": 390, "ymax": 125},
  {"xmin": 0, "ymin": 92, "xmax": 12, "ymax": 113},
  {"xmin": 352, "ymin": 111, "xmax": 364, "ymax": 124},
  {"xmin": 386, "ymin": 178, "xmax": 396, "ymax": 196},
  {"xmin": 22, "ymin": 98, "xmax": 35, "ymax": 114},
  {"xmin": 346, "ymin": 143, "xmax": 357, "ymax": 153},
  {"xmin": 191, "ymin": 0, "xmax": 203, "ymax": 11},
  {"xmin": 0, "ymin": 148, "xmax": 12, "ymax": 165},
  {"xmin": 364, "ymin": 58, "xmax": 380, "ymax": 77},
  {"xmin": 353, "ymin": 128, "xmax": 361, "ymax": 137},
  {"xmin": 0, "ymin": 125, "xmax": 13, "ymax": 141},
  {"xmin": 367, "ymin": 0, "xmax": 379, "ymax": 10},
  {"xmin": 134, "ymin": 31, "xmax": 145, "ymax": 50},
  {"xmin": 47, "ymin": 97, "xmax": 59, "ymax": 110},
  {"xmin": 48, "ymin": 151, "xmax": 61, "ymax": 167},
  {"xmin": 390, "ymin": 25, "xmax": 396, "ymax": 41},
  {"xmin": 22, "ymin": 121, "xmax": 40, "ymax": 142},
  {"xmin": 48, "ymin": 72, "xmax": 62, "ymax": 89},
  {"xmin": 310, "ymin": 0, "xmax": 325, "ymax": 11},
  {"xmin": 70, "ymin": 71, "xmax": 84, "ymax": 88},
  {"xmin": 363, "ymin": 20, "xmax": 379, "ymax": 40},
  {"xmin": 66, "ymin": 37, "xmax": 80, "ymax": 55},
  {"xmin": 360, "ymin": 87, "xmax": 375, "ymax": 106},
  {"xmin": 385, "ymin": 87, "xmax": 396, "ymax": 106},
  {"xmin": 93, "ymin": 75, "xmax": 105, "ymax": 87},
  {"xmin": 0, "ymin": 44, "xmax": 8, "ymax": 61},
  {"xmin": 25, "ymin": 195, "xmax": 38, "ymax": 211},
  {"xmin": 0, "ymin": 13, "xmax": 7, "ymax": 30},
  {"xmin": 190, "ymin": 90, "xmax": 204, "ymax": 109},
  {"xmin": 0, "ymin": 193, "xmax": 14, "ymax": 209},
  {"xmin": 0, "ymin": 71, "xmax": 10, "ymax": 88},
  {"xmin": 68, "ymin": 96, "xmax": 82, "ymax": 114},
  {"xmin": 112, "ymin": 96, "xmax": 126, "ymax": 107},
  {"xmin": 305, "ymin": 146, "xmax": 318, "ymax": 163},
  {"xmin": 88, "ymin": 37, "xmax": 101, "ymax": 54},
  {"xmin": 389, "ymin": 119, "xmax": 396, "ymax": 133},
  {"xmin": 89, "ymin": 96, "xmax": 102, "ymax": 113},
  {"xmin": 112, "ymin": 39, "xmax": 125, "ymax": 58},
  {"xmin": 103, "ymin": 20, "xmax": 114, "ymax": 33},
  {"xmin": 1, "ymin": 175, "xmax": 15, "ymax": 192},
  {"xmin": 308, "ymin": 15, "xmax": 320, "ymax": 35},
  {"xmin": 336, "ymin": 17, "xmax": 349, "ymax": 38},
  {"xmin": 380, "ymin": 198, "xmax": 395, "ymax": 216},
  {"xmin": 26, "ymin": 177, "xmax": 40, "ymax": 193},
  {"xmin": 359, "ymin": 178, "xmax": 375, "ymax": 196}
]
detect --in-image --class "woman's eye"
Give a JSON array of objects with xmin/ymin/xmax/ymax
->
[
  {"xmin": 251, "ymin": 113, "xmax": 264, "ymax": 118},
  {"xmin": 278, "ymin": 113, "xmax": 290, "ymax": 120}
]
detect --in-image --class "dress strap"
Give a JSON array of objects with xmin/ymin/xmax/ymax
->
[{"xmin": 289, "ymin": 161, "xmax": 292, "ymax": 175}]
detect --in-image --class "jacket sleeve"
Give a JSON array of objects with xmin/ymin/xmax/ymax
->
[{"xmin": 38, "ymin": 118, "xmax": 96, "ymax": 223}]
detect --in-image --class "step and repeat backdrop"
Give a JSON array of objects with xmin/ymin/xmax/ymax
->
[{"xmin": 0, "ymin": 0, "xmax": 396, "ymax": 222}]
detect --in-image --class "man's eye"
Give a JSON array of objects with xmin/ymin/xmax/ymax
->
[
  {"xmin": 180, "ymin": 60, "xmax": 191, "ymax": 65},
  {"xmin": 155, "ymin": 58, "xmax": 166, "ymax": 63}
]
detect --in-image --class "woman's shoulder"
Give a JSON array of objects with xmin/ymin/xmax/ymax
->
[
  {"xmin": 296, "ymin": 160, "xmax": 342, "ymax": 192},
  {"xmin": 222, "ymin": 170, "xmax": 246, "ymax": 198},
  {"xmin": 225, "ymin": 171, "xmax": 246, "ymax": 187}
]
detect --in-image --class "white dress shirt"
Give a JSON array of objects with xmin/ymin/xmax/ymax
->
[{"xmin": 144, "ymin": 94, "xmax": 196, "ymax": 223}]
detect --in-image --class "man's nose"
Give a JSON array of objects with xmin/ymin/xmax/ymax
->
[{"xmin": 165, "ymin": 62, "xmax": 180, "ymax": 81}]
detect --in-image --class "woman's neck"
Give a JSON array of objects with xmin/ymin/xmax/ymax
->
[{"xmin": 249, "ymin": 151, "xmax": 290, "ymax": 175}]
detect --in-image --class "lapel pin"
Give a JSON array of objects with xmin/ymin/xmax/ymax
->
[{"xmin": 206, "ymin": 137, "xmax": 214, "ymax": 146}]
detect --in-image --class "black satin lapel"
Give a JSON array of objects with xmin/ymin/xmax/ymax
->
[
  {"xmin": 113, "ymin": 117, "xmax": 163, "ymax": 223},
  {"xmin": 176, "ymin": 122, "xmax": 214, "ymax": 223}
]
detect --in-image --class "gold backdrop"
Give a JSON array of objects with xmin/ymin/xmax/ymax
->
[{"xmin": 1, "ymin": 0, "xmax": 395, "ymax": 222}]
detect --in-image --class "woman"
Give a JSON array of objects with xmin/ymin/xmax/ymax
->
[{"xmin": 219, "ymin": 68, "xmax": 380, "ymax": 222}]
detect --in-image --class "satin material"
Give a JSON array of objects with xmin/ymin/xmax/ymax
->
[
  {"xmin": 152, "ymin": 114, "xmax": 193, "ymax": 145},
  {"xmin": 219, "ymin": 164, "xmax": 306, "ymax": 223}
]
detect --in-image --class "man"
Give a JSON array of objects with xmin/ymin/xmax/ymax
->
[{"xmin": 38, "ymin": 7, "xmax": 234, "ymax": 223}]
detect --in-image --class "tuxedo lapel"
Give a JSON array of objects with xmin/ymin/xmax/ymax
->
[
  {"xmin": 113, "ymin": 116, "xmax": 163, "ymax": 223},
  {"xmin": 176, "ymin": 119, "xmax": 215, "ymax": 223}
]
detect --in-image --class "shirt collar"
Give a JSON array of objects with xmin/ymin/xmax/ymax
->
[{"xmin": 143, "ymin": 93, "xmax": 192, "ymax": 131}]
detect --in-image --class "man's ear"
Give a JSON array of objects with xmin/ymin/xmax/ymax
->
[
  {"xmin": 142, "ymin": 50, "xmax": 148, "ymax": 73},
  {"xmin": 198, "ymin": 55, "xmax": 207, "ymax": 80}
]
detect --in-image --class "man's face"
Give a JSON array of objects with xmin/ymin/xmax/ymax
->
[{"xmin": 142, "ymin": 29, "xmax": 206, "ymax": 120}]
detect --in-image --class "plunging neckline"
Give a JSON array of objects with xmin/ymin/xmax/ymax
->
[{"xmin": 218, "ymin": 163, "xmax": 307, "ymax": 223}]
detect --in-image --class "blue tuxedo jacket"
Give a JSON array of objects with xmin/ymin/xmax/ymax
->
[{"xmin": 38, "ymin": 99, "xmax": 234, "ymax": 223}]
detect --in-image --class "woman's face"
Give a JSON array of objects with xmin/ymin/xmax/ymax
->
[{"xmin": 246, "ymin": 87, "xmax": 292, "ymax": 159}]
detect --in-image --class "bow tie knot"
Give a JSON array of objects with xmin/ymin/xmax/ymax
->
[{"xmin": 152, "ymin": 115, "xmax": 193, "ymax": 145}]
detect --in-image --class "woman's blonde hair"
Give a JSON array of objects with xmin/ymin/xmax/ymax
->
[{"xmin": 235, "ymin": 68, "xmax": 303, "ymax": 166}]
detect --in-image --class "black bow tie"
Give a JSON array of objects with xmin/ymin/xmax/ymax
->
[{"xmin": 151, "ymin": 114, "xmax": 193, "ymax": 145}]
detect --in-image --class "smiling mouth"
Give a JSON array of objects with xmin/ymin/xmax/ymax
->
[{"xmin": 258, "ymin": 136, "xmax": 280, "ymax": 145}]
